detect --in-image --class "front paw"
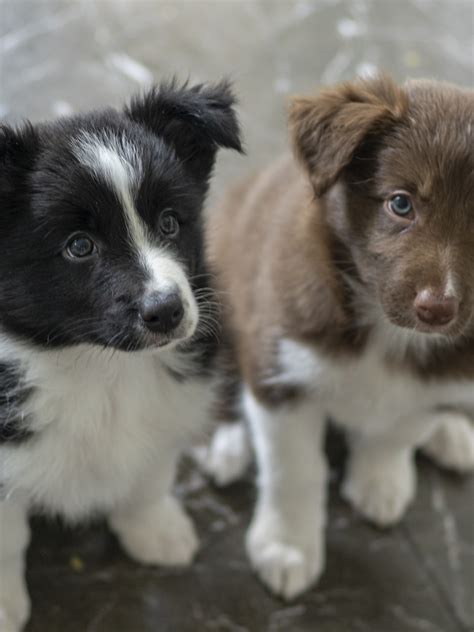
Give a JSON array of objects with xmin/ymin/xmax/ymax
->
[
  {"xmin": 0, "ymin": 598, "xmax": 30, "ymax": 632},
  {"xmin": 422, "ymin": 414, "xmax": 474, "ymax": 473},
  {"xmin": 0, "ymin": 574, "xmax": 30, "ymax": 632},
  {"xmin": 246, "ymin": 508, "xmax": 324, "ymax": 600},
  {"xmin": 193, "ymin": 422, "xmax": 252, "ymax": 487},
  {"xmin": 342, "ymin": 450, "xmax": 415, "ymax": 527},
  {"xmin": 0, "ymin": 612, "xmax": 21, "ymax": 632},
  {"xmin": 110, "ymin": 496, "xmax": 199, "ymax": 567}
]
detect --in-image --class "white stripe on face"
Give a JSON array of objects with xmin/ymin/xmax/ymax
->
[
  {"xmin": 72, "ymin": 132, "xmax": 199, "ymax": 339},
  {"xmin": 445, "ymin": 271, "xmax": 457, "ymax": 298},
  {"xmin": 73, "ymin": 131, "xmax": 147, "ymax": 247}
]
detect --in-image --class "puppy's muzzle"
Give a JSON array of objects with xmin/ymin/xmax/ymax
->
[{"xmin": 139, "ymin": 290, "xmax": 184, "ymax": 334}]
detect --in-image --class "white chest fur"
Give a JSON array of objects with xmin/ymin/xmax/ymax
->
[
  {"xmin": 274, "ymin": 334, "xmax": 474, "ymax": 434},
  {"xmin": 0, "ymin": 345, "xmax": 213, "ymax": 520}
]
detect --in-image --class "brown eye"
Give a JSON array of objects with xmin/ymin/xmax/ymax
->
[
  {"xmin": 386, "ymin": 192, "xmax": 414, "ymax": 219},
  {"xmin": 159, "ymin": 211, "xmax": 180, "ymax": 237},
  {"xmin": 64, "ymin": 234, "xmax": 96, "ymax": 259}
]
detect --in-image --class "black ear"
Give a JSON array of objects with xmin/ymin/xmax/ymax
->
[
  {"xmin": 0, "ymin": 123, "xmax": 39, "ymax": 214},
  {"xmin": 0, "ymin": 123, "xmax": 39, "ymax": 166},
  {"xmin": 0, "ymin": 123, "xmax": 39, "ymax": 186},
  {"xmin": 125, "ymin": 78, "xmax": 243, "ymax": 181}
]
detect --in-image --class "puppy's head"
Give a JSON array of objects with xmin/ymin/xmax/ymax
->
[
  {"xmin": 0, "ymin": 79, "xmax": 241, "ymax": 352},
  {"xmin": 290, "ymin": 75, "xmax": 474, "ymax": 340}
]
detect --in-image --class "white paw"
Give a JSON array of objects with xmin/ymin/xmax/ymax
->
[
  {"xmin": 111, "ymin": 496, "xmax": 199, "ymax": 567},
  {"xmin": 0, "ymin": 612, "xmax": 20, "ymax": 632},
  {"xmin": 0, "ymin": 573, "xmax": 30, "ymax": 632},
  {"xmin": 246, "ymin": 510, "xmax": 324, "ymax": 600},
  {"xmin": 0, "ymin": 600, "xmax": 29, "ymax": 632},
  {"xmin": 422, "ymin": 414, "xmax": 474, "ymax": 473},
  {"xmin": 342, "ymin": 451, "xmax": 415, "ymax": 527},
  {"xmin": 193, "ymin": 422, "xmax": 252, "ymax": 487}
]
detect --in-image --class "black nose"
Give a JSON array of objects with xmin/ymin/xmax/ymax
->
[{"xmin": 139, "ymin": 291, "xmax": 184, "ymax": 334}]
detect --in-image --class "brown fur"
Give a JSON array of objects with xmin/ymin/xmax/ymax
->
[{"xmin": 207, "ymin": 75, "xmax": 474, "ymax": 406}]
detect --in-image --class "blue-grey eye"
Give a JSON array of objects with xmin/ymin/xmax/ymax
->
[
  {"xmin": 65, "ymin": 234, "xmax": 95, "ymax": 259},
  {"xmin": 159, "ymin": 211, "xmax": 180, "ymax": 237},
  {"xmin": 388, "ymin": 193, "xmax": 413, "ymax": 217}
]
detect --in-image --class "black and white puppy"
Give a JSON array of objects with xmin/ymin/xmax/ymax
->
[{"xmin": 0, "ymin": 80, "xmax": 241, "ymax": 631}]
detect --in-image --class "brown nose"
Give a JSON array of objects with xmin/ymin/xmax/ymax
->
[{"xmin": 414, "ymin": 289, "xmax": 458, "ymax": 326}]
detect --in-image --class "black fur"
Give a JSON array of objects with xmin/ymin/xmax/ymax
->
[
  {"xmin": 125, "ymin": 78, "xmax": 242, "ymax": 183},
  {"xmin": 0, "ymin": 363, "xmax": 33, "ymax": 444}
]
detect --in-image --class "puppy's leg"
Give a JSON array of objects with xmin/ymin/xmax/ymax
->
[
  {"xmin": 195, "ymin": 366, "xmax": 252, "ymax": 486},
  {"xmin": 342, "ymin": 414, "xmax": 440, "ymax": 527},
  {"xmin": 194, "ymin": 421, "xmax": 253, "ymax": 487},
  {"xmin": 0, "ymin": 500, "xmax": 30, "ymax": 632},
  {"xmin": 244, "ymin": 387, "xmax": 327, "ymax": 600},
  {"xmin": 109, "ymin": 453, "xmax": 198, "ymax": 567},
  {"xmin": 421, "ymin": 411, "xmax": 474, "ymax": 473}
]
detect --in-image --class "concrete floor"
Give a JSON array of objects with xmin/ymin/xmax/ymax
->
[{"xmin": 1, "ymin": 1, "xmax": 473, "ymax": 631}]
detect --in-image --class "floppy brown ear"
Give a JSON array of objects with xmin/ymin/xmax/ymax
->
[{"xmin": 288, "ymin": 74, "xmax": 407, "ymax": 196}]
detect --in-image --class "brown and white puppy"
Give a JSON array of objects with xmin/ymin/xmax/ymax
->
[{"xmin": 201, "ymin": 75, "xmax": 474, "ymax": 599}]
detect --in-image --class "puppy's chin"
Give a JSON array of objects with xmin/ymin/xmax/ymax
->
[
  {"xmin": 136, "ymin": 321, "xmax": 199, "ymax": 354},
  {"xmin": 383, "ymin": 309, "xmax": 467, "ymax": 341}
]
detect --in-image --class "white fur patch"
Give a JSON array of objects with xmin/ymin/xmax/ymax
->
[
  {"xmin": 0, "ymin": 340, "xmax": 215, "ymax": 519},
  {"xmin": 110, "ymin": 495, "xmax": 199, "ymax": 567},
  {"xmin": 272, "ymin": 336, "xmax": 474, "ymax": 433},
  {"xmin": 422, "ymin": 413, "xmax": 474, "ymax": 472},
  {"xmin": 343, "ymin": 446, "xmax": 416, "ymax": 526},
  {"xmin": 263, "ymin": 337, "xmax": 323, "ymax": 389},
  {"xmin": 194, "ymin": 422, "xmax": 252, "ymax": 487},
  {"xmin": 445, "ymin": 270, "xmax": 457, "ymax": 298},
  {"xmin": 0, "ymin": 500, "xmax": 30, "ymax": 630}
]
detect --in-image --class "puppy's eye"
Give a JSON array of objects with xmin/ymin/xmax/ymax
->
[
  {"xmin": 159, "ymin": 211, "xmax": 180, "ymax": 238},
  {"xmin": 64, "ymin": 234, "xmax": 96, "ymax": 259},
  {"xmin": 387, "ymin": 193, "xmax": 413, "ymax": 218}
]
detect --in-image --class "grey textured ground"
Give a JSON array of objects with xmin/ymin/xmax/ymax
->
[{"xmin": 1, "ymin": 1, "xmax": 473, "ymax": 631}]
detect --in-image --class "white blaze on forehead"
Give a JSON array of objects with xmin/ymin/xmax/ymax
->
[
  {"xmin": 441, "ymin": 249, "xmax": 458, "ymax": 299},
  {"xmin": 445, "ymin": 271, "xmax": 457, "ymax": 298},
  {"xmin": 72, "ymin": 131, "xmax": 147, "ymax": 247}
]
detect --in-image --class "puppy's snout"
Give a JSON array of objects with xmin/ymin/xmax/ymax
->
[
  {"xmin": 139, "ymin": 291, "xmax": 184, "ymax": 334},
  {"xmin": 414, "ymin": 289, "xmax": 458, "ymax": 327}
]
